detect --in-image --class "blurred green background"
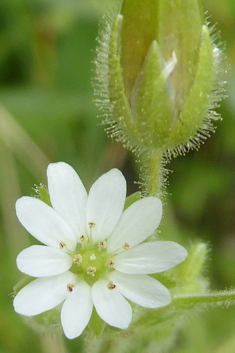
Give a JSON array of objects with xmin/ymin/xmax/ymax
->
[{"xmin": 0, "ymin": 0, "xmax": 234, "ymax": 352}]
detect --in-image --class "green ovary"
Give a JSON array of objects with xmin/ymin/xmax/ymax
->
[{"xmin": 81, "ymin": 250, "xmax": 103, "ymax": 273}]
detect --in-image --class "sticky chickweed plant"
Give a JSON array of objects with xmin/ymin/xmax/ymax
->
[{"xmin": 12, "ymin": 0, "xmax": 235, "ymax": 352}]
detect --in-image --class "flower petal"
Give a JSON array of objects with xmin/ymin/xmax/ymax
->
[
  {"xmin": 114, "ymin": 241, "xmax": 188, "ymax": 274},
  {"xmin": 16, "ymin": 197, "xmax": 77, "ymax": 251},
  {"xmin": 61, "ymin": 279, "xmax": 93, "ymax": 339},
  {"xmin": 13, "ymin": 271, "xmax": 77, "ymax": 316},
  {"xmin": 47, "ymin": 162, "xmax": 88, "ymax": 240},
  {"xmin": 16, "ymin": 245, "xmax": 73, "ymax": 277},
  {"xmin": 86, "ymin": 169, "xmax": 126, "ymax": 243},
  {"xmin": 92, "ymin": 279, "xmax": 132, "ymax": 329},
  {"xmin": 109, "ymin": 271, "xmax": 171, "ymax": 308},
  {"xmin": 107, "ymin": 197, "xmax": 162, "ymax": 252}
]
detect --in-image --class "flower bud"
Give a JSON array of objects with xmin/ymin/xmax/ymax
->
[{"xmin": 95, "ymin": 0, "xmax": 226, "ymax": 155}]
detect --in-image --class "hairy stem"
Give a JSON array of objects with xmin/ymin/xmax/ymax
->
[
  {"xmin": 144, "ymin": 148, "xmax": 164, "ymax": 197},
  {"xmin": 173, "ymin": 290, "xmax": 235, "ymax": 309}
]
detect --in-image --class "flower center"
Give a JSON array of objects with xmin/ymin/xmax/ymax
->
[
  {"xmin": 81, "ymin": 251, "xmax": 103, "ymax": 274},
  {"xmin": 69, "ymin": 222, "xmax": 129, "ymax": 285}
]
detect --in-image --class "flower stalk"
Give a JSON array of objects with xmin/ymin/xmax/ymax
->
[{"xmin": 142, "ymin": 149, "xmax": 164, "ymax": 197}]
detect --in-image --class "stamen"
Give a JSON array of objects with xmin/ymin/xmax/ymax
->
[
  {"xmin": 80, "ymin": 234, "xmax": 88, "ymax": 243},
  {"xmin": 73, "ymin": 254, "xmax": 82, "ymax": 264},
  {"xmin": 88, "ymin": 221, "xmax": 96, "ymax": 229},
  {"xmin": 59, "ymin": 241, "xmax": 67, "ymax": 249},
  {"xmin": 98, "ymin": 240, "xmax": 107, "ymax": 249},
  {"xmin": 107, "ymin": 281, "xmax": 116, "ymax": 290},
  {"xmin": 122, "ymin": 242, "xmax": 130, "ymax": 250},
  {"xmin": 67, "ymin": 283, "xmax": 75, "ymax": 292},
  {"xmin": 87, "ymin": 266, "xmax": 96, "ymax": 276},
  {"xmin": 106, "ymin": 259, "xmax": 115, "ymax": 268},
  {"xmin": 90, "ymin": 254, "xmax": 96, "ymax": 261}
]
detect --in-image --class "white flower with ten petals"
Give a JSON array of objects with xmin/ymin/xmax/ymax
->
[{"xmin": 13, "ymin": 162, "xmax": 187, "ymax": 339}]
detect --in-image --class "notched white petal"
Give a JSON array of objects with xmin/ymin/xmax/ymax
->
[
  {"xmin": 107, "ymin": 197, "xmax": 162, "ymax": 252},
  {"xmin": 16, "ymin": 245, "xmax": 73, "ymax": 277},
  {"xmin": 61, "ymin": 280, "xmax": 93, "ymax": 339},
  {"xmin": 15, "ymin": 197, "xmax": 77, "ymax": 251},
  {"xmin": 13, "ymin": 271, "xmax": 77, "ymax": 316},
  {"xmin": 47, "ymin": 162, "xmax": 88, "ymax": 239},
  {"xmin": 114, "ymin": 241, "xmax": 188, "ymax": 274},
  {"xmin": 92, "ymin": 279, "xmax": 132, "ymax": 329},
  {"xmin": 86, "ymin": 169, "xmax": 126, "ymax": 243},
  {"xmin": 109, "ymin": 272, "xmax": 171, "ymax": 308}
]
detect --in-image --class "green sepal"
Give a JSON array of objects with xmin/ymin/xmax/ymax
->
[
  {"xmin": 123, "ymin": 191, "xmax": 141, "ymax": 210},
  {"xmin": 150, "ymin": 272, "xmax": 178, "ymax": 289},
  {"xmin": 13, "ymin": 276, "xmax": 35, "ymax": 296},
  {"xmin": 108, "ymin": 15, "xmax": 143, "ymax": 147},
  {"xmin": 173, "ymin": 280, "xmax": 208, "ymax": 296},
  {"xmin": 168, "ymin": 25, "xmax": 214, "ymax": 148},
  {"xmin": 88, "ymin": 307, "xmax": 106, "ymax": 336},
  {"xmin": 38, "ymin": 184, "xmax": 52, "ymax": 207},
  {"xmin": 26, "ymin": 305, "xmax": 62, "ymax": 333},
  {"xmin": 159, "ymin": 0, "xmax": 204, "ymax": 106},
  {"xmin": 120, "ymin": 0, "xmax": 158, "ymax": 101},
  {"xmin": 134, "ymin": 40, "xmax": 173, "ymax": 148},
  {"xmin": 175, "ymin": 242, "xmax": 208, "ymax": 283}
]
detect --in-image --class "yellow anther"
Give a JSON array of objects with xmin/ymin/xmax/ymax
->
[
  {"xmin": 98, "ymin": 240, "xmax": 107, "ymax": 249},
  {"xmin": 90, "ymin": 254, "xmax": 96, "ymax": 261},
  {"xmin": 87, "ymin": 266, "xmax": 96, "ymax": 276},
  {"xmin": 67, "ymin": 283, "xmax": 75, "ymax": 292},
  {"xmin": 80, "ymin": 234, "xmax": 88, "ymax": 243},
  {"xmin": 107, "ymin": 281, "xmax": 116, "ymax": 290},
  {"xmin": 106, "ymin": 259, "xmax": 115, "ymax": 268},
  {"xmin": 73, "ymin": 254, "xmax": 83, "ymax": 264},
  {"xmin": 59, "ymin": 241, "xmax": 67, "ymax": 249},
  {"xmin": 122, "ymin": 242, "xmax": 130, "ymax": 250},
  {"xmin": 88, "ymin": 221, "xmax": 96, "ymax": 229}
]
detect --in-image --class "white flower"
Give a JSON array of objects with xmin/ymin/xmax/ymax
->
[{"xmin": 13, "ymin": 162, "xmax": 188, "ymax": 339}]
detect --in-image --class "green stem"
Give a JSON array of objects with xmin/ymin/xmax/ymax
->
[
  {"xmin": 172, "ymin": 290, "xmax": 235, "ymax": 309},
  {"xmin": 130, "ymin": 290, "xmax": 235, "ymax": 331},
  {"xmin": 146, "ymin": 148, "xmax": 163, "ymax": 197}
]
